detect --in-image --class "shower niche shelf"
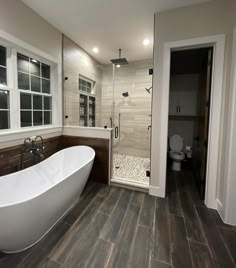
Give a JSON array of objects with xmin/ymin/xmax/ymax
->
[{"xmin": 79, "ymin": 94, "xmax": 96, "ymax": 127}]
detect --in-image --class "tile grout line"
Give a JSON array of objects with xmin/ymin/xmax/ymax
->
[
  {"xmin": 104, "ymin": 242, "xmax": 115, "ymax": 268},
  {"xmin": 98, "ymin": 188, "xmax": 125, "ymax": 241},
  {"xmin": 128, "ymin": 192, "xmax": 145, "ymax": 267},
  {"xmin": 167, "ymin": 192, "xmax": 175, "ymax": 268},
  {"xmin": 62, "ymin": 187, "xmax": 113, "ymax": 265},
  {"xmin": 175, "ymin": 176, "xmax": 194, "ymax": 268},
  {"xmin": 216, "ymin": 224, "xmax": 236, "ymax": 266},
  {"xmin": 148, "ymin": 195, "xmax": 157, "ymax": 268},
  {"xmin": 193, "ymin": 203, "xmax": 217, "ymax": 264},
  {"xmin": 167, "ymin": 196, "xmax": 173, "ymax": 268},
  {"xmin": 99, "ymin": 188, "xmax": 123, "ymax": 218},
  {"xmin": 104, "ymin": 190, "xmax": 134, "ymax": 266}
]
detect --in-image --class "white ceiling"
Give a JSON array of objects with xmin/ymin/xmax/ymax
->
[{"xmin": 22, "ymin": 0, "xmax": 210, "ymax": 64}]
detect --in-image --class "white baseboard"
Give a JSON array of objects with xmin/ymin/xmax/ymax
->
[
  {"xmin": 216, "ymin": 199, "xmax": 223, "ymax": 212},
  {"xmin": 149, "ymin": 185, "xmax": 165, "ymax": 197}
]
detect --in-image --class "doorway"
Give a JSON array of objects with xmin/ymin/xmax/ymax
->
[{"xmin": 166, "ymin": 47, "xmax": 213, "ymax": 200}]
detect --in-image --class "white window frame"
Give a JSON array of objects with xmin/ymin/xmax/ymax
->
[
  {"xmin": 0, "ymin": 31, "xmax": 62, "ymax": 138},
  {"xmin": 17, "ymin": 52, "xmax": 52, "ymax": 128},
  {"xmin": 79, "ymin": 75, "xmax": 96, "ymax": 95},
  {"xmin": 0, "ymin": 45, "xmax": 11, "ymax": 130}
]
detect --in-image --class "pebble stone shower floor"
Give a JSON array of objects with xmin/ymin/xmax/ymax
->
[{"xmin": 113, "ymin": 154, "xmax": 150, "ymax": 185}]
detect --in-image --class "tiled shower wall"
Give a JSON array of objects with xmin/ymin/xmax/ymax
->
[
  {"xmin": 102, "ymin": 60, "xmax": 153, "ymax": 158},
  {"xmin": 63, "ymin": 36, "xmax": 102, "ymax": 127}
]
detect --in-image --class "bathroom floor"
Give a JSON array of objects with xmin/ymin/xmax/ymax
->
[
  {"xmin": 1, "ymin": 171, "xmax": 236, "ymax": 268},
  {"xmin": 112, "ymin": 153, "xmax": 150, "ymax": 186}
]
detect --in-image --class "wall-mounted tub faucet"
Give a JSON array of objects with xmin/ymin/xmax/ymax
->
[{"xmin": 19, "ymin": 136, "xmax": 45, "ymax": 170}]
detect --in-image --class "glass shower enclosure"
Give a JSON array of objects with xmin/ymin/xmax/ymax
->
[{"xmin": 105, "ymin": 60, "xmax": 153, "ymax": 187}]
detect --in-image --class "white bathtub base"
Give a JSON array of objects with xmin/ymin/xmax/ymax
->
[
  {"xmin": 0, "ymin": 146, "xmax": 95, "ymax": 253},
  {"xmin": 3, "ymin": 195, "xmax": 81, "ymax": 254}
]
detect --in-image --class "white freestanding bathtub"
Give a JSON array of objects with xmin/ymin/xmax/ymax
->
[{"xmin": 0, "ymin": 145, "xmax": 95, "ymax": 253}]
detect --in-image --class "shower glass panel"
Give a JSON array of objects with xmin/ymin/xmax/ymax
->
[{"xmin": 111, "ymin": 60, "xmax": 152, "ymax": 187}]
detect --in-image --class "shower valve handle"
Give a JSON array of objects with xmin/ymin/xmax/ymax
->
[{"xmin": 115, "ymin": 127, "xmax": 119, "ymax": 138}]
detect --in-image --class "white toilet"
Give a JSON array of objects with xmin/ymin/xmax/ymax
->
[{"xmin": 169, "ymin": 134, "xmax": 185, "ymax": 171}]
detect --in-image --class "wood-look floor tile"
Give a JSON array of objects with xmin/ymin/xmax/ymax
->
[
  {"xmin": 179, "ymin": 191, "xmax": 206, "ymax": 243},
  {"xmin": 130, "ymin": 191, "xmax": 145, "ymax": 206},
  {"xmin": 85, "ymin": 239, "xmax": 113, "ymax": 268},
  {"xmin": 211, "ymin": 210, "xmax": 236, "ymax": 230},
  {"xmin": 62, "ymin": 182, "xmax": 102, "ymax": 225},
  {"xmin": 169, "ymin": 214, "xmax": 193, "ymax": 268},
  {"xmin": 139, "ymin": 194, "xmax": 156, "ymax": 228},
  {"xmin": 63, "ymin": 213, "xmax": 109, "ymax": 268},
  {"xmin": 99, "ymin": 187, "xmax": 122, "ymax": 215},
  {"xmin": 130, "ymin": 225, "xmax": 151, "ymax": 268},
  {"xmin": 0, "ymin": 249, "xmax": 32, "ymax": 268},
  {"xmin": 196, "ymin": 206, "xmax": 235, "ymax": 268},
  {"xmin": 153, "ymin": 197, "xmax": 171, "ymax": 264},
  {"xmin": 218, "ymin": 226, "xmax": 236, "ymax": 264},
  {"xmin": 40, "ymin": 259, "xmax": 61, "ymax": 268},
  {"xmin": 173, "ymin": 170, "xmax": 192, "ymax": 193},
  {"xmin": 50, "ymin": 190, "xmax": 110, "ymax": 264},
  {"xmin": 167, "ymin": 176, "xmax": 182, "ymax": 217},
  {"xmin": 189, "ymin": 241, "xmax": 216, "ymax": 268},
  {"xmin": 107, "ymin": 203, "xmax": 141, "ymax": 268},
  {"xmin": 18, "ymin": 221, "xmax": 70, "ymax": 268},
  {"xmin": 150, "ymin": 259, "xmax": 171, "ymax": 268},
  {"xmin": 100, "ymin": 189, "xmax": 132, "ymax": 243}
]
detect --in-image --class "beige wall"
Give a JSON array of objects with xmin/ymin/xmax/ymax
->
[
  {"xmin": 102, "ymin": 60, "xmax": 152, "ymax": 158},
  {"xmin": 63, "ymin": 36, "xmax": 102, "ymax": 127},
  {"xmin": 151, "ymin": 0, "xmax": 235, "ymax": 203},
  {"xmin": 0, "ymin": 0, "xmax": 62, "ymax": 60}
]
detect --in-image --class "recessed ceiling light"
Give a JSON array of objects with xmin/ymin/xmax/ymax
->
[
  {"xmin": 31, "ymin": 59, "xmax": 38, "ymax": 63},
  {"xmin": 116, "ymin": 64, "xmax": 121, "ymax": 68},
  {"xmin": 92, "ymin": 47, "xmax": 99, "ymax": 53},
  {"xmin": 143, "ymin": 39, "xmax": 150, "ymax": 46}
]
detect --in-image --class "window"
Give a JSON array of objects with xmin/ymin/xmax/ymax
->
[
  {"xmin": 0, "ymin": 33, "xmax": 58, "ymax": 135},
  {"xmin": 0, "ymin": 45, "xmax": 10, "ymax": 129},
  {"xmin": 17, "ymin": 53, "xmax": 52, "ymax": 127},
  {"xmin": 79, "ymin": 76, "xmax": 95, "ymax": 94},
  {"xmin": 79, "ymin": 76, "xmax": 96, "ymax": 127}
]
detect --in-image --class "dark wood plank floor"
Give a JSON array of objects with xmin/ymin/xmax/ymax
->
[{"xmin": 1, "ymin": 170, "xmax": 236, "ymax": 268}]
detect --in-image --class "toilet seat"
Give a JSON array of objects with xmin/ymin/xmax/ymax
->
[{"xmin": 169, "ymin": 151, "xmax": 185, "ymax": 160}]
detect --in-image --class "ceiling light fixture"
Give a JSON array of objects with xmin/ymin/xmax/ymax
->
[
  {"xmin": 92, "ymin": 47, "xmax": 99, "ymax": 53},
  {"xmin": 143, "ymin": 39, "xmax": 150, "ymax": 46},
  {"xmin": 116, "ymin": 64, "xmax": 121, "ymax": 68},
  {"xmin": 31, "ymin": 59, "xmax": 38, "ymax": 63}
]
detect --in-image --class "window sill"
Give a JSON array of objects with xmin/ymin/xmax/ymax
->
[{"xmin": 0, "ymin": 125, "xmax": 62, "ymax": 149}]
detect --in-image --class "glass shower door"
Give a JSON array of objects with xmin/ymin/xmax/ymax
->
[{"xmin": 111, "ymin": 60, "xmax": 152, "ymax": 187}]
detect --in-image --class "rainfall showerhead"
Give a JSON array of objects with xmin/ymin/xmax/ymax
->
[
  {"xmin": 122, "ymin": 92, "xmax": 129, "ymax": 97},
  {"xmin": 111, "ymin": 49, "xmax": 128, "ymax": 65}
]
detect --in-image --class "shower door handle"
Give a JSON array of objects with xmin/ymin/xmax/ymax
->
[{"xmin": 115, "ymin": 127, "xmax": 119, "ymax": 138}]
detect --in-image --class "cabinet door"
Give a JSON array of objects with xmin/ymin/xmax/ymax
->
[
  {"xmin": 169, "ymin": 91, "xmax": 179, "ymax": 115},
  {"xmin": 179, "ymin": 91, "xmax": 197, "ymax": 116}
]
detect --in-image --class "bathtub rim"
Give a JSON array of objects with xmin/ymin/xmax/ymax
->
[{"xmin": 0, "ymin": 145, "xmax": 95, "ymax": 208}]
